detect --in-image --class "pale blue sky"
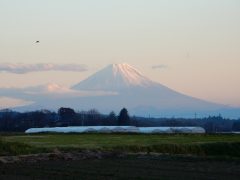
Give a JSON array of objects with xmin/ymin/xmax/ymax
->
[{"xmin": 0, "ymin": 0, "xmax": 240, "ymax": 106}]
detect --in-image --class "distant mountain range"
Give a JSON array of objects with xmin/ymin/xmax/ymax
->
[{"xmin": 1, "ymin": 63, "xmax": 239, "ymax": 118}]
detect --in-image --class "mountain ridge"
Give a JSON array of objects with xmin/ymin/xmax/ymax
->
[{"xmin": 3, "ymin": 63, "xmax": 240, "ymax": 118}]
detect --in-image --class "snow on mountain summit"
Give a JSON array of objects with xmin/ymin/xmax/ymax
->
[
  {"xmin": 111, "ymin": 63, "xmax": 152, "ymax": 85},
  {"xmin": 72, "ymin": 63, "xmax": 155, "ymax": 91},
  {"xmin": 10, "ymin": 63, "xmax": 240, "ymax": 118}
]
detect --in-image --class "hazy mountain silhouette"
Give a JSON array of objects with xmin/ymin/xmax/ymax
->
[
  {"xmin": 70, "ymin": 63, "xmax": 238, "ymax": 118},
  {"xmin": 9, "ymin": 63, "xmax": 240, "ymax": 118}
]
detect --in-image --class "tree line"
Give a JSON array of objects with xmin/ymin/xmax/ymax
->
[
  {"xmin": 0, "ymin": 107, "xmax": 240, "ymax": 133},
  {"xmin": 0, "ymin": 107, "xmax": 130, "ymax": 132}
]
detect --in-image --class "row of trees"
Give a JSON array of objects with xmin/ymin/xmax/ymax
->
[
  {"xmin": 57, "ymin": 107, "xmax": 130, "ymax": 126},
  {"xmin": 0, "ymin": 107, "xmax": 240, "ymax": 133},
  {"xmin": 0, "ymin": 107, "xmax": 130, "ymax": 131}
]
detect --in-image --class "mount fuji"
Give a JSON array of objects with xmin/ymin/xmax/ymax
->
[
  {"xmin": 70, "ymin": 63, "xmax": 237, "ymax": 118},
  {"xmin": 8, "ymin": 63, "xmax": 240, "ymax": 118},
  {"xmin": 72, "ymin": 63, "xmax": 155, "ymax": 91}
]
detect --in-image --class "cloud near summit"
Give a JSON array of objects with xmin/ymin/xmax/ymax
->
[{"xmin": 0, "ymin": 63, "xmax": 88, "ymax": 74}]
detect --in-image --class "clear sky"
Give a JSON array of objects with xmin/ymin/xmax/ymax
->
[{"xmin": 0, "ymin": 0, "xmax": 240, "ymax": 107}]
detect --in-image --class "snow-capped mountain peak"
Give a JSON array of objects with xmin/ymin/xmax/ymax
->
[
  {"xmin": 72, "ymin": 63, "xmax": 154, "ymax": 90},
  {"xmin": 7, "ymin": 63, "xmax": 240, "ymax": 118},
  {"xmin": 112, "ymin": 63, "xmax": 150, "ymax": 85}
]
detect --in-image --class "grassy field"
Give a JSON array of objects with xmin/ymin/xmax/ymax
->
[
  {"xmin": 1, "ymin": 133, "xmax": 240, "ymax": 157},
  {"xmin": 1, "ymin": 133, "xmax": 240, "ymax": 179}
]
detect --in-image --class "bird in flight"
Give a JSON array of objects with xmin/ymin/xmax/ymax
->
[{"xmin": 35, "ymin": 41, "xmax": 40, "ymax": 43}]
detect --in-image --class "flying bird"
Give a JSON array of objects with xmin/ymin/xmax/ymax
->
[{"xmin": 35, "ymin": 41, "xmax": 40, "ymax": 43}]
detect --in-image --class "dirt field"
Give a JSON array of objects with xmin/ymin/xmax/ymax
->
[
  {"xmin": 1, "ymin": 154, "xmax": 240, "ymax": 180},
  {"xmin": 1, "ymin": 133, "xmax": 240, "ymax": 179}
]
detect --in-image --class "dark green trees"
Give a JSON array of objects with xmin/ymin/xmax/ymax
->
[
  {"xmin": 118, "ymin": 108, "xmax": 130, "ymax": 126},
  {"xmin": 232, "ymin": 121, "xmax": 240, "ymax": 131},
  {"xmin": 108, "ymin": 111, "xmax": 117, "ymax": 121},
  {"xmin": 58, "ymin": 107, "xmax": 76, "ymax": 126}
]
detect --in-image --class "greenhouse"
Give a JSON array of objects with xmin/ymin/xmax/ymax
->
[{"xmin": 25, "ymin": 126, "xmax": 205, "ymax": 134}]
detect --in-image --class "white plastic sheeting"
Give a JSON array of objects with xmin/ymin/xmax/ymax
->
[
  {"xmin": 25, "ymin": 126, "xmax": 205, "ymax": 134},
  {"xmin": 25, "ymin": 126, "xmax": 137, "ymax": 134},
  {"xmin": 138, "ymin": 127, "xmax": 205, "ymax": 134}
]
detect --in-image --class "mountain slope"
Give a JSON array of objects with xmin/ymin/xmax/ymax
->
[
  {"xmin": 10, "ymin": 63, "xmax": 240, "ymax": 118},
  {"xmin": 72, "ymin": 63, "xmax": 155, "ymax": 91},
  {"xmin": 70, "ymin": 63, "xmax": 240, "ymax": 118}
]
